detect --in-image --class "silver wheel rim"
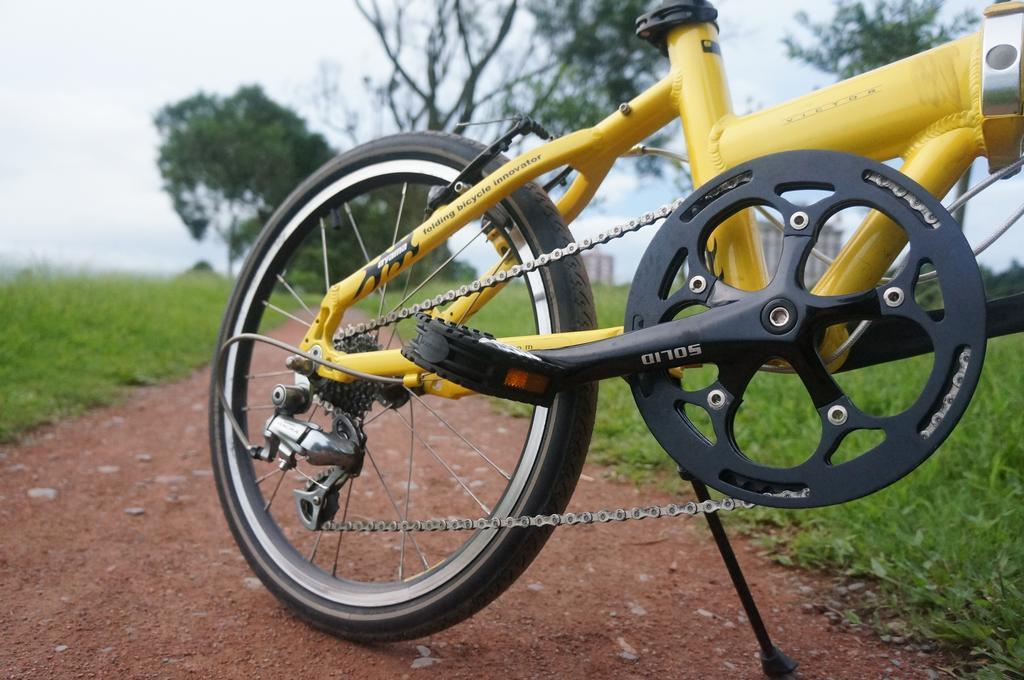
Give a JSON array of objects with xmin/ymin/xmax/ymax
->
[{"xmin": 219, "ymin": 159, "xmax": 553, "ymax": 607}]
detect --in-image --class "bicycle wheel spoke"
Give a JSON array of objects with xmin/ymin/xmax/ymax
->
[
  {"xmin": 308, "ymin": 530, "xmax": 323, "ymax": 563},
  {"xmin": 389, "ymin": 408, "xmax": 491, "ymax": 515},
  {"xmin": 345, "ymin": 203, "xmax": 372, "ymax": 263},
  {"xmin": 383, "ymin": 270, "xmax": 415, "ymax": 349},
  {"xmin": 362, "ymin": 408, "xmax": 388, "ymax": 428},
  {"xmin": 377, "ymin": 183, "xmax": 408, "ymax": 321},
  {"xmin": 256, "ymin": 467, "xmax": 282, "ymax": 485},
  {"xmin": 247, "ymin": 370, "xmax": 294, "ymax": 380},
  {"xmin": 365, "ymin": 446, "xmax": 430, "ymax": 571},
  {"xmin": 262, "ymin": 300, "xmax": 308, "ymax": 325},
  {"xmin": 377, "ymin": 185, "xmax": 408, "ymax": 345},
  {"xmin": 319, "ymin": 217, "xmax": 331, "ymax": 294},
  {"xmin": 264, "ymin": 469, "xmax": 286, "ymax": 511},
  {"xmin": 242, "ymin": 404, "xmax": 275, "ymax": 413},
  {"xmin": 407, "ymin": 390, "xmax": 511, "ymax": 480},
  {"xmin": 455, "ymin": 248, "xmax": 514, "ymax": 327},
  {"xmin": 276, "ymin": 274, "xmax": 316, "ymax": 319},
  {"xmin": 332, "ymin": 480, "xmax": 355, "ymax": 577},
  {"xmin": 388, "ymin": 221, "xmax": 490, "ymax": 317},
  {"xmin": 398, "ymin": 399, "xmax": 415, "ymax": 581}
]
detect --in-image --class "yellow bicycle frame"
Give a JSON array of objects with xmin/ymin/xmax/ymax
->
[{"xmin": 301, "ymin": 2, "xmax": 1024, "ymax": 395}]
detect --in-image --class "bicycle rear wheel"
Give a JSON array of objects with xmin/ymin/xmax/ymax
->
[{"xmin": 209, "ymin": 131, "xmax": 597, "ymax": 640}]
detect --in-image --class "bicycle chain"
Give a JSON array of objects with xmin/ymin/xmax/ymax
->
[
  {"xmin": 338, "ymin": 198, "xmax": 685, "ymax": 339},
  {"xmin": 321, "ymin": 496, "xmax": 759, "ymax": 533},
  {"xmin": 322, "ymin": 196, "xmax": 817, "ymax": 532}
]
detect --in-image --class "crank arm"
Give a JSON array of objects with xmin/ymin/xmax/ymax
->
[
  {"xmin": 404, "ymin": 302, "xmax": 770, "ymax": 404},
  {"xmin": 839, "ymin": 293, "xmax": 1024, "ymax": 372}
]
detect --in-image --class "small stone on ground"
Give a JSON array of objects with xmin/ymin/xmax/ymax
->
[
  {"xmin": 97, "ymin": 465, "xmax": 120, "ymax": 474},
  {"xmin": 28, "ymin": 488, "xmax": 57, "ymax": 500},
  {"xmin": 617, "ymin": 637, "xmax": 639, "ymax": 661},
  {"xmin": 124, "ymin": 507, "xmax": 145, "ymax": 516}
]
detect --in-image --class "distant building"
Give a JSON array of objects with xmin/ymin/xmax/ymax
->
[
  {"xmin": 582, "ymin": 248, "xmax": 614, "ymax": 285},
  {"xmin": 758, "ymin": 215, "xmax": 843, "ymax": 285}
]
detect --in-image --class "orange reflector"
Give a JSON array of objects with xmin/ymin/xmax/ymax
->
[{"xmin": 504, "ymin": 368, "xmax": 550, "ymax": 394}]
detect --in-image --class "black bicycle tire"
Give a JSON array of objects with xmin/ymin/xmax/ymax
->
[{"xmin": 209, "ymin": 130, "xmax": 597, "ymax": 641}]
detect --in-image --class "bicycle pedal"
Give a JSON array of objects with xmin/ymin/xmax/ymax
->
[{"xmin": 402, "ymin": 314, "xmax": 565, "ymax": 405}]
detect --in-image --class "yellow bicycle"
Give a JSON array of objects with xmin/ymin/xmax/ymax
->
[{"xmin": 209, "ymin": 0, "xmax": 1024, "ymax": 664}]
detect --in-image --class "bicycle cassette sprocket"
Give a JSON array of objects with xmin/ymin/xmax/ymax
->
[{"xmin": 626, "ymin": 150, "xmax": 987, "ymax": 508}]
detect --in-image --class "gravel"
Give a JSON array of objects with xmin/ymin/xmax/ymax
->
[
  {"xmin": 617, "ymin": 637, "xmax": 639, "ymax": 661},
  {"xmin": 411, "ymin": 657, "xmax": 441, "ymax": 668}
]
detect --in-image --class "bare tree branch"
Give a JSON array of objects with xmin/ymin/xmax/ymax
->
[
  {"xmin": 355, "ymin": 0, "xmax": 430, "ymax": 103},
  {"xmin": 444, "ymin": 0, "xmax": 519, "ymax": 128}
]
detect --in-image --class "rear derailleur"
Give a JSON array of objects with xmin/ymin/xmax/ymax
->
[{"xmin": 253, "ymin": 383, "xmax": 367, "ymax": 530}]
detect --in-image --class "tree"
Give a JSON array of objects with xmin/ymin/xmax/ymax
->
[
  {"xmin": 320, "ymin": 0, "xmax": 664, "ymax": 144},
  {"xmin": 351, "ymin": 0, "xmax": 523, "ymax": 133},
  {"xmin": 154, "ymin": 85, "xmax": 334, "ymax": 276},
  {"xmin": 784, "ymin": 0, "xmax": 979, "ymax": 222},
  {"xmin": 516, "ymin": 0, "xmax": 663, "ymax": 136},
  {"xmin": 783, "ymin": 0, "xmax": 977, "ymax": 80}
]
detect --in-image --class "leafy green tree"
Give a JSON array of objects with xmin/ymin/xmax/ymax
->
[
  {"xmin": 783, "ymin": 0, "xmax": 978, "ymax": 80},
  {"xmin": 154, "ymin": 85, "xmax": 334, "ymax": 275},
  {"xmin": 784, "ymin": 1, "xmax": 979, "ymax": 222},
  {"xmin": 982, "ymin": 259, "xmax": 1024, "ymax": 297},
  {"xmin": 518, "ymin": 0, "xmax": 662, "ymax": 134}
]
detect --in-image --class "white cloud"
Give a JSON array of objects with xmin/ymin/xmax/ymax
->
[{"xmin": 0, "ymin": 0, "xmax": 1015, "ymax": 284}]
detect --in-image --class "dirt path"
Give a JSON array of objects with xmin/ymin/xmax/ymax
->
[{"xmin": 0, "ymin": 356, "xmax": 950, "ymax": 679}]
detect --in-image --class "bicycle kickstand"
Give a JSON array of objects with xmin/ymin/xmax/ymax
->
[{"xmin": 679, "ymin": 469, "xmax": 798, "ymax": 678}]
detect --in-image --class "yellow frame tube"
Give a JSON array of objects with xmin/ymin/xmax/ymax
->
[
  {"xmin": 300, "ymin": 76, "xmax": 678, "ymax": 362},
  {"xmin": 300, "ymin": 10, "xmax": 1019, "ymax": 392}
]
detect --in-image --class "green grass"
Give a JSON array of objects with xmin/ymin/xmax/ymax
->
[
  {"xmin": 7, "ymin": 262, "xmax": 1016, "ymax": 670},
  {"xmin": 0, "ymin": 268, "xmax": 233, "ymax": 442},
  {"xmin": 481, "ymin": 282, "xmax": 1023, "ymax": 674}
]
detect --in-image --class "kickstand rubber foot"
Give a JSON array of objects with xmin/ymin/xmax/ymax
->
[{"xmin": 761, "ymin": 645, "xmax": 798, "ymax": 677}]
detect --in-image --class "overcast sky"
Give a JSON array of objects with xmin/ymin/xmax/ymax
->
[{"xmin": 1, "ymin": 0, "xmax": 1018, "ymax": 283}]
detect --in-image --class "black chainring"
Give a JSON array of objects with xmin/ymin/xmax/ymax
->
[{"xmin": 626, "ymin": 150, "xmax": 987, "ymax": 508}]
